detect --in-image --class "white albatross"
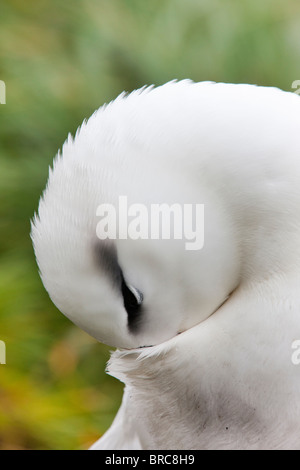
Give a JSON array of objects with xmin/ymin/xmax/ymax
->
[{"xmin": 31, "ymin": 81, "xmax": 300, "ymax": 450}]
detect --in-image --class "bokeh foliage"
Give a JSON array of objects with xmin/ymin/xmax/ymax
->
[{"xmin": 0, "ymin": 0, "xmax": 300, "ymax": 449}]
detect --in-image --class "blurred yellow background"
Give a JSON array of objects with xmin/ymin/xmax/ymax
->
[{"xmin": 0, "ymin": 0, "xmax": 300, "ymax": 450}]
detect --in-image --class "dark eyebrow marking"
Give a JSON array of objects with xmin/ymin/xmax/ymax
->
[
  {"xmin": 93, "ymin": 241, "xmax": 143, "ymax": 333},
  {"xmin": 93, "ymin": 242, "xmax": 122, "ymax": 287},
  {"xmin": 120, "ymin": 270, "xmax": 143, "ymax": 333}
]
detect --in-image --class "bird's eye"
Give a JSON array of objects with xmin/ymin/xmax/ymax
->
[{"xmin": 120, "ymin": 273, "xmax": 143, "ymax": 330}]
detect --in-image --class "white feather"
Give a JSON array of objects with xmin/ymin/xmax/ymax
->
[{"xmin": 32, "ymin": 81, "xmax": 300, "ymax": 449}]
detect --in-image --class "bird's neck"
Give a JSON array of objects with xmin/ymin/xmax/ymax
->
[{"xmin": 107, "ymin": 275, "xmax": 300, "ymax": 450}]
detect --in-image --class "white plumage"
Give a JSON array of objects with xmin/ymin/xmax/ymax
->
[{"xmin": 32, "ymin": 81, "xmax": 300, "ymax": 449}]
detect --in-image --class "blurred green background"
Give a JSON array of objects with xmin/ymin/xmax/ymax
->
[{"xmin": 0, "ymin": 0, "xmax": 299, "ymax": 450}]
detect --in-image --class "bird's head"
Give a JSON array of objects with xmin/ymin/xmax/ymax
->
[{"xmin": 32, "ymin": 82, "xmax": 241, "ymax": 349}]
